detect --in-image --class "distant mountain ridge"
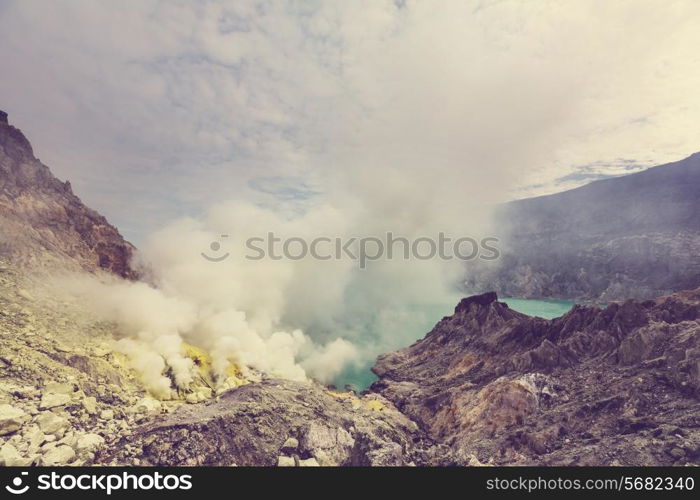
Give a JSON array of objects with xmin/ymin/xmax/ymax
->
[
  {"xmin": 467, "ymin": 152, "xmax": 700, "ymax": 301},
  {"xmin": 0, "ymin": 110, "xmax": 134, "ymax": 278}
]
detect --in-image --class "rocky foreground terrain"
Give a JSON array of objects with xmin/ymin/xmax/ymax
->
[
  {"xmin": 2, "ymin": 274, "xmax": 698, "ymax": 466},
  {"xmin": 1, "ymin": 110, "xmax": 698, "ymax": 466},
  {"xmin": 373, "ymin": 290, "xmax": 700, "ymax": 465},
  {"xmin": 0, "ymin": 258, "xmax": 149, "ymax": 466},
  {"xmin": 104, "ymin": 286, "xmax": 700, "ymax": 466},
  {"xmin": 467, "ymin": 152, "xmax": 700, "ymax": 301},
  {"xmin": 0, "ymin": 247, "xmax": 442, "ymax": 466},
  {"xmin": 92, "ymin": 287, "xmax": 700, "ymax": 466},
  {"xmin": 0, "ymin": 260, "xmax": 439, "ymax": 466}
]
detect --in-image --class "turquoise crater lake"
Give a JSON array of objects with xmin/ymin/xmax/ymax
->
[
  {"xmin": 500, "ymin": 297, "xmax": 575, "ymax": 320},
  {"xmin": 332, "ymin": 297, "xmax": 575, "ymax": 392}
]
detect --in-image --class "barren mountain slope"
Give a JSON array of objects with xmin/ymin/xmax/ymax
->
[
  {"xmin": 0, "ymin": 110, "xmax": 134, "ymax": 278},
  {"xmin": 467, "ymin": 153, "xmax": 700, "ymax": 301}
]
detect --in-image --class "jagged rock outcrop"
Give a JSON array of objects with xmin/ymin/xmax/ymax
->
[
  {"xmin": 0, "ymin": 110, "xmax": 134, "ymax": 278},
  {"xmin": 97, "ymin": 379, "xmax": 449, "ymax": 466},
  {"xmin": 372, "ymin": 290, "xmax": 700, "ymax": 465},
  {"xmin": 467, "ymin": 153, "xmax": 700, "ymax": 301}
]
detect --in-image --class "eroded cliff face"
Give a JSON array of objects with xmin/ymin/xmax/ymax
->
[
  {"xmin": 0, "ymin": 110, "xmax": 134, "ymax": 278},
  {"xmin": 371, "ymin": 290, "xmax": 700, "ymax": 465}
]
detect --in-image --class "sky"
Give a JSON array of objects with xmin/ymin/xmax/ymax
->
[{"xmin": 1, "ymin": 0, "xmax": 699, "ymax": 244}]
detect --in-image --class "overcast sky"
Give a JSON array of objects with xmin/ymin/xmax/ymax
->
[{"xmin": 1, "ymin": 0, "xmax": 699, "ymax": 243}]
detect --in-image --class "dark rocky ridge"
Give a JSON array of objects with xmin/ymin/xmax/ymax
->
[
  {"xmin": 0, "ymin": 110, "xmax": 134, "ymax": 278},
  {"xmin": 467, "ymin": 153, "xmax": 700, "ymax": 301},
  {"xmin": 371, "ymin": 290, "xmax": 700, "ymax": 465}
]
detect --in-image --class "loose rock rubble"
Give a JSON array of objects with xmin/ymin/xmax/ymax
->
[
  {"xmin": 0, "ymin": 374, "xmax": 158, "ymax": 465},
  {"xmin": 0, "ymin": 262, "xmax": 167, "ymax": 466},
  {"xmin": 96, "ymin": 379, "xmax": 449, "ymax": 466}
]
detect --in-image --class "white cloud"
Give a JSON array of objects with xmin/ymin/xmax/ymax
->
[{"xmin": 1, "ymin": 1, "xmax": 698, "ymax": 240}]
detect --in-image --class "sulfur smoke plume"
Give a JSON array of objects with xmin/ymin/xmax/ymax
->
[
  {"xmin": 49, "ymin": 1, "xmax": 645, "ymax": 396},
  {"xmin": 63, "ymin": 191, "xmax": 484, "ymax": 396}
]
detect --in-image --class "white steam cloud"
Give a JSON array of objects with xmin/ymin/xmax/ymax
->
[
  {"xmin": 27, "ymin": 1, "xmax": 699, "ymax": 395},
  {"xmin": 64, "ymin": 192, "xmax": 479, "ymax": 396},
  {"xmin": 53, "ymin": 0, "xmax": 575, "ymax": 393}
]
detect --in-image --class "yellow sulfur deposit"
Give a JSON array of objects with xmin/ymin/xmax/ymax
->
[
  {"xmin": 325, "ymin": 389, "xmax": 386, "ymax": 412},
  {"xmin": 179, "ymin": 343, "xmax": 249, "ymax": 400},
  {"xmin": 363, "ymin": 399, "xmax": 385, "ymax": 412},
  {"xmin": 182, "ymin": 343, "xmax": 212, "ymax": 374},
  {"xmin": 326, "ymin": 389, "xmax": 356, "ymax": 401}
]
